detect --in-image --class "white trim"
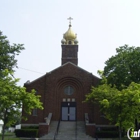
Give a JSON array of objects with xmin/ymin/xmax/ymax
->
[
  {"xmin": 39, "ymin": 123, "xmax": 48, "ymax": 125},
  {"xmin": 21, "ymin": 124, "xmax": 39, "ymax": 126},
  {"xmin": 44, "ymin": 113, "xmax": 52, "ymax": 125},
  {"xmin": 85, "ymin": 123, "xmax": 115, "ymax": 127},
  {"xmin": 86, "ymin": 123, "xmax": 96, "ymax": 126},
  {"xmin": 96, "ymin": 125, "xmax": 115, "ymax": 127}
]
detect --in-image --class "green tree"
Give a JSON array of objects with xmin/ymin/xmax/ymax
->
[
  {"xmin": 0, "ymin": 70, "xmax": 43, "ymax": 140},
  {"xmin": 103, "ymin": 44, "xmax": 140, "ymax": 90},
  {"xmin": 11, "ymin": 110, "xmax": 22, "ymax": 127},
  {"xmin": 0, "ymin": 31, "xmax": 24, "ymax": 76},
  {"xmin": 85, "ymin": 80, "xmax": 140, "ymax": 140}
]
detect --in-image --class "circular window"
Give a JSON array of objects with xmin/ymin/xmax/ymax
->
[{"xmin": 64, "ymin": 86, "xmax": 74, "ymax": 95}]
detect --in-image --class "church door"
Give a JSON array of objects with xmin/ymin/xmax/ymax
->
[{"xmin": 61, "ymin": 102, "xmax": 76, "ymax": 121}]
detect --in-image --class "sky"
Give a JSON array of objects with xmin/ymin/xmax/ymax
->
[{"xmin": 1, "ymin": 0, "xmax": 140, "ymax": 86}]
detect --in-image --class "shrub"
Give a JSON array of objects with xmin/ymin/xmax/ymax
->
[
  {"xmin": 15, "ymin": 129, "xmax": 38, "ymax": 138},
  {"xmin": 101, "ymin": 127, "xmax": 118, "ymax": 131},
  {"xmin": 95, "ymin": 131, "xmax": 119, "ymax": 138}
]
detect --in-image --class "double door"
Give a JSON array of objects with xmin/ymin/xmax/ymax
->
[{"xmin": 61, "ymin": 102, "xmax": 76, "ymax": 121}]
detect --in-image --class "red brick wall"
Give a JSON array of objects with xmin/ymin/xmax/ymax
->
[
  {"xmin": 38, "ymin": 123, "xmax": 49, "ymax": 137},
  {"xmin": 42, "ymin": 63, "xmax": 98, "ymax": 121},
  {"xmin": 22, "ymin": 75, "xmax": 46, "ymax": 124},
  {"xmin": 21, "ymin": 63, "xmax": 108, "ymax": 125},
  {"xmin": 86, "ymin": 124, "xmax": 96, "ymax": 137},
  {"xmin": 61, "ymin": 45, "xmax": 78, "ymax": 65}
]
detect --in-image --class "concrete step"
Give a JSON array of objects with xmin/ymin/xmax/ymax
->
[
  {"xmin": 40, "ymin": 121, "xmax": 94, "ymax": 140},
  {"xmin": 57, "ymin": 121, "xmax": 94, "ymax": 140},
  {"xmin": 56, "ymin": 121, "xmax": 76, "ymax": 139}
]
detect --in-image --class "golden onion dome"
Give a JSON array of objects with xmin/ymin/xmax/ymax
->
[
  {"xmin": 64, "ymin": 25, "xmax": 76, "ymax": 40},
  {"xmin": 74, "ymin": 38, "xmax": 78, "ymax": 44},
  {"xmin": 61, "ymin": 38, "xmax": 66, "ymax": 44}
]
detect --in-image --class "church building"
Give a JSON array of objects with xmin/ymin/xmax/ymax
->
[{"xmin": 21, "ymin": 18, "xmax": 109, "ymax": 137}]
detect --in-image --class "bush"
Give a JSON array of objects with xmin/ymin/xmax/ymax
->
[
  {"xmin": 15, "ymin": 129, "xmax": 38, "ymax": 138},
  {"xmin": 101, "ymin": 127, "xmax": 118, "ymax": 131},
  {"xmin": 95, "ymin": 131, "xmax": 119, "ymax": 138}
]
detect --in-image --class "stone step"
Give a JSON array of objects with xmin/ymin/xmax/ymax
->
[
  {"xmin": 56, "ymin": 121, "xmax": 76, "ymax": 139},
  {"xmin": 40, "ymin": 121, "xmax": 94, "ymax": 140}
]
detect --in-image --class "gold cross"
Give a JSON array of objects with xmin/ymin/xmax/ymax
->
[{"xmin": 67, "ymin": 17, "xmax": 73, "ymax": 25}]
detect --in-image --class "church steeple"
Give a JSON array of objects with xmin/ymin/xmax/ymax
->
[
  {"xmin": 61, "ymin": 17, "xmax": 78, "ymax": 65},
  {"xmin": 61, "ymin": 17, "xmax": 78, "ymax": 45}
]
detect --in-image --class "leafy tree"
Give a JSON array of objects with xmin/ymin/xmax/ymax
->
[
  {"xmin": 85, "ymin": 79, "xmax": 140, "ymax": 140},
  {"xmin": 103, "ymin": 44, "xmax": 140, "ymax": 132},
  {"xmin": 11, "ymin": 110, "xmax": 22, "ymax": 127},
  {"xmin": 86, "ymin": 45, "xmax": 140, "ymax": 139},
  {"xmin": 0, "ymin": 70, "xmax": 43, "ymax": 140},
  {"xmin": 0, "ymin": 31, "xmax": 24, "ymax": 76},
  {"xmin": 103, "ymin": 44, "xmax": 140, "ymax": 90}
]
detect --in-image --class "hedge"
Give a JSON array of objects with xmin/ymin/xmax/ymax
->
[
  {"xmin": 95, "ymin": 131, "xmax": 120, "ymax": 138},
  {"xmin": 15, "ymin": 129, "xmax": 38, "ymax": 138}
]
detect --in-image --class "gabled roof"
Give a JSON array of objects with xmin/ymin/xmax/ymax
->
[
  {"xmin": 25, "ymin": 62, "xmax": 100, "ymax": 85},
  {"xmin": 24, "ymin": 74, "xmax": 46, "ymax": 86},
  {"xmin": 49, "ymin": 62, "xmax": 99, "ymax": 79}
]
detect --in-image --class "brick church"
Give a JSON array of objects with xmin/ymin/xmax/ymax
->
[{"xmin": 21, "ymin": 18, "xmax": 109, "ymax": 137}]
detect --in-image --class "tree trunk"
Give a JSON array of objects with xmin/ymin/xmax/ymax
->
[
  {"xmin": 119, "ymin": 122, "xmax": 122, "ymax": 140},
  {"xmin": 2, "ymin": 109, "xmax": 7, "ymax": 140},
  {"xmin": 2, "ymin": 124, "xmax": 5, "ymax": 140},
  {"xmin": 135, "ymin": 119, "xmax": 138, "ymax": 130}
]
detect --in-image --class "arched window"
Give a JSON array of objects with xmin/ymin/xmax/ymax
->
[{"xmin": 64, "ymin": 86, "xmax": 74, "ymax": 95}]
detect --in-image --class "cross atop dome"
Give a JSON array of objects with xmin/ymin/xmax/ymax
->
[
  {"xmin": 67, "ymin": 17, "xmax": 73, "ymax": 26},
  {"xmin": 61, "ymin": 17, "xmax": 78, "ymax": 45}
]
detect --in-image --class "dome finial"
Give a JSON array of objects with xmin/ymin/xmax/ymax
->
[
  {"xmin": 61, "ymin": 17, "xmax": 78, "ymax": 45},
  {"xmin": 67, "ymin": 17, "xmax": 73, "ymax": 27}
]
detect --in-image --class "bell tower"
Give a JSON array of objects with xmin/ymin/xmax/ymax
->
[{"xmin": 61, "ymin": 17, "xmax": 78, "ymax": 65}]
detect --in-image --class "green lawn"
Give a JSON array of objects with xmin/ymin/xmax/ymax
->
[
  {"xmin": 0, "ymin": 133, "xmax": 132, "ymax": 140},
  {"xmin": 0, "ymin": 138, "xmax": 20, "ymax": 140},
  {"xmin": 0, "ymin": 133, "xmax": 20, "ymax": 140}
]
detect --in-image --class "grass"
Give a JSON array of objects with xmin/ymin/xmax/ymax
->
[
  {"xmin": 0, "ymin": 132, "xmax": 20, "ymax": 140},
  {"xmin": 0, "ymin": 133, "xmax": 131, "ymax": 140},
  {"xmin": 0, "ymin": 137, "xmax": 20, "ymax": 140}
]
